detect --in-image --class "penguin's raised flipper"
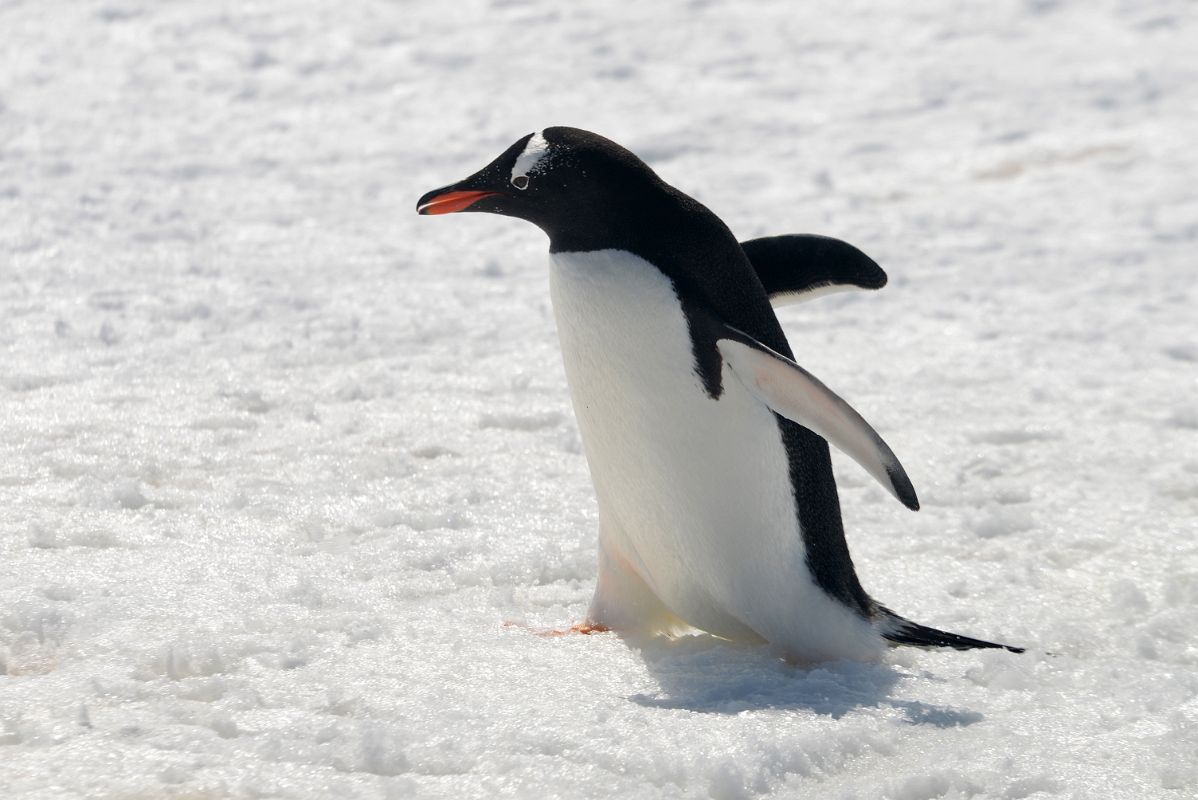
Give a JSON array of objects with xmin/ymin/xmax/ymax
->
[
  {"xmin": 741, "ymin": 234, "xmax": 887, "ymax": 307},
  {"xmin": 716, "ymin": 328, "xmax": 919, "ymax": 511}
]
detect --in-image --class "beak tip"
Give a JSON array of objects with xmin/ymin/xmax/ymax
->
[{"xmin": 415, "ymin": 189, "xmax": 500, "ymax": 216}]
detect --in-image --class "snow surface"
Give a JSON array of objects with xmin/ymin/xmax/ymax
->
[{"xmin": 2, "ymin": 0, "xmax": 1196, "ymax": 797}]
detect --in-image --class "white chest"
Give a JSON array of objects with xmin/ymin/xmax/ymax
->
[
  {"xmin": 547, "ymin": 249, "xmax": 882, "ymax": 659},
  {"xmin": 548, "ymin": 251, "xmax": 807, "ymax": 635}
]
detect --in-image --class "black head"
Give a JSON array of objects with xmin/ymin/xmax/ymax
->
[{"xmin": 416, "ymin": 127, "xmax": 666, "ymax": 249}]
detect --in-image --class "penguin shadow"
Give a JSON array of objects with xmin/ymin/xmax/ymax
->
[{"xmin": 627, "ymin": 634, "xmax": 983, "ymax": 727}]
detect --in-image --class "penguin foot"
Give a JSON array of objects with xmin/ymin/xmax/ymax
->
[
  {"xmin": 503, "ymin": 621, "xmax": 612, "ymax": 637},
  {"xmin": 540, "ymin": 622, "xmax": 612, "ymax": 637}
]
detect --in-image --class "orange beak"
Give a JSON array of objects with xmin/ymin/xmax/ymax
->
[{"xmin": 416, "ymin": 190, "xmax": 500, "ymax": 215}]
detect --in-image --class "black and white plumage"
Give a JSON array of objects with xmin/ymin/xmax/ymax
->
[{"xmin": 418, "ymin": 127, "xmax": 1022, "ymax": 661}]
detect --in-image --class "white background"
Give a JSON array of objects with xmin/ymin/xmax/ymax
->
[{"xmin": 2, "ymin": 1, "xmax": 1195, "ymax": 797}]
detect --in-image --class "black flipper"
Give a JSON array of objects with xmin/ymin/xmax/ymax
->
[
  {"xmin": 741, "ymin": 234, "xmax": 888, "ymax": 306},
  {"xmin": 877, "ymin": 607, "xmax": 1025, "ymax": 653}
]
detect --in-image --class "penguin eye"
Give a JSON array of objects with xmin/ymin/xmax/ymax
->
[{"xmin": 511, "ymin": 175, "xmax": 530, "ymax": 190}]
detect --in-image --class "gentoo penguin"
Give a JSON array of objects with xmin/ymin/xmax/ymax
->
[{"xmin": 417, "ymin": 127, "xmax": 1022, "ymax": 661}]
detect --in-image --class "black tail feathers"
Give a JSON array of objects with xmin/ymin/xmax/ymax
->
[{"xmin": 877, "ymin": 607, "xmax": 1024, "ymax": 654}]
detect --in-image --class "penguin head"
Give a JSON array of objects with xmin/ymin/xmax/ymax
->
[{"xmin": 417, "ymin": 127, "xmax": 660, "ymax": 244}]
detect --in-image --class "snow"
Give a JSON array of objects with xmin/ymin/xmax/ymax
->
[{"xmin": 1, "ymin": 0, "xmax": 1195, "ymax": 797}]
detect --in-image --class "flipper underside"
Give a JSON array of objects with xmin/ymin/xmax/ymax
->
[{"xmin": 715, "ymin": 326, "xmax": 920, "ymax": 511}]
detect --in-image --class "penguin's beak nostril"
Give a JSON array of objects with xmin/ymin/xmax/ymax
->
[{"xmin": 416, "ymin": 189, "xmax": 500, "ymax": 215}]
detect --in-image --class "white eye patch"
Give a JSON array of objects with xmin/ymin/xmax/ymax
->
[{"xmin": 510, "ymin": 131, "xmax": 550, "ymax": 187}]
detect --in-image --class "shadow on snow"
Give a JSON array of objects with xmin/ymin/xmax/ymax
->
[{"xmin": 626, "ymin": 633, "xmax": 983, "ymax": 728}]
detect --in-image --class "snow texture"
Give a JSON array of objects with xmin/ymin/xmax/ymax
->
[{"xmin": 1, "ymin": 0, "xmax": 1196, "ymax": 797}]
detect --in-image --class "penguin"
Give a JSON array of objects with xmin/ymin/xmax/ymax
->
[{"xmin": 417, "ymin": 127, "xmax": 1022, "ymax": 661}]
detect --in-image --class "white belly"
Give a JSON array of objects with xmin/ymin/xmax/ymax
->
[{"xmin": 549, "ymin": 249, "xmax": 880, "ymax": 660}]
